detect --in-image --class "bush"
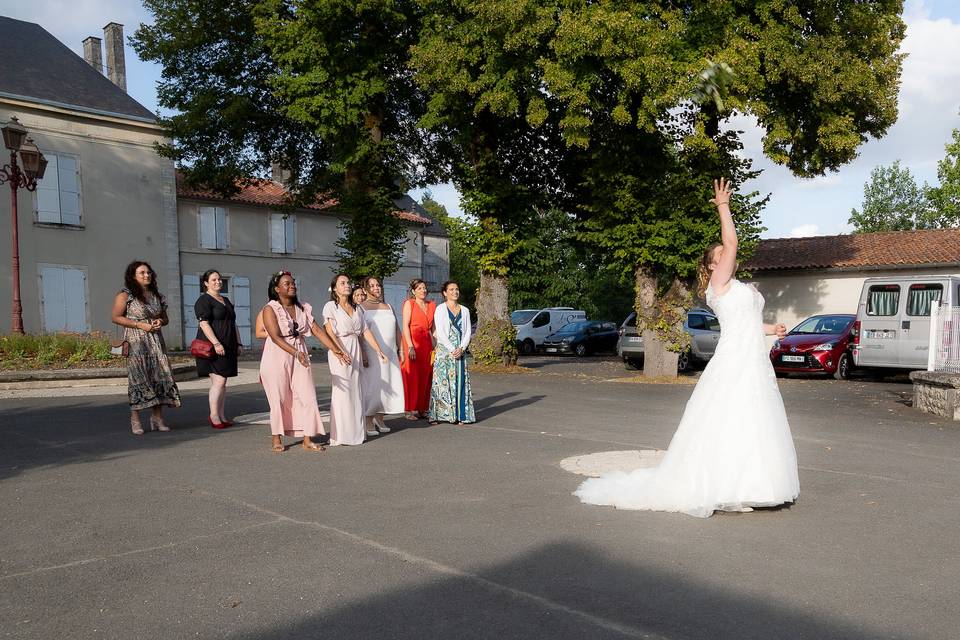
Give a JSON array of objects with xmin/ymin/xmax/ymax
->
[
  {"xmin": 471, "ymin": 319, "xmax": 518, "ymax": 366},
  {"xmin": 0, "ymin": 332, "xmax": 122, "ymax": 370}
]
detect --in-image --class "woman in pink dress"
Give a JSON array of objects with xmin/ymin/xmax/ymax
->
[
  {"xmin": 259, "ymin": 271, "xmax": 350, "ymax": 453},
  {"xmin": 323, "ymin": 274, "xmax": 387, "ymax": 446}
]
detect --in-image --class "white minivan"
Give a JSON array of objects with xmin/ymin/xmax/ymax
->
[
  {"xmin": 512, "ymin": 307, "xmax": 587, "ymax": 355},
  {"xmin": 852, "ymin": 275, "xmax": 960, "ymax": 370}
]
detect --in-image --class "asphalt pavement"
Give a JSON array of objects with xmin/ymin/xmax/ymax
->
[{"xmin": 1, "ymin": 356, "xmax": 957, "ymax": 639}]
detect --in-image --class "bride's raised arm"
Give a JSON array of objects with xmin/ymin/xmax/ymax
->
[{"xmin": 709, "ymin": 178, "xmax": 737, "ymax": 295}]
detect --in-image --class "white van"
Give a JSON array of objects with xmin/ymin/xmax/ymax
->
[
  {"xmin": 512, "ymin": 307, "xmax": 587, "ymax": 355},
  {"xmin": 852, "ymin": 275, "xmax": 960, "ymax": 370}
]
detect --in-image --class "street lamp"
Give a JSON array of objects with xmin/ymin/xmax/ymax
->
[{"xmin": 0, "ymin": 116, "xmax": 47, "ymax": 334}]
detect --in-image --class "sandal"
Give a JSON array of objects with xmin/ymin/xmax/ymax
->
[
  {"xmin": 301, "ymin": 439, "xmax": 325, "ymax": 452},
  {"xmin": 150, "ymin": 416, "xmax": 171, "ymax": 432},
  {"xmin": 131, "ymin": 416, "xmax": 144, "ymax": 436},
  {"xmin": 271, "ymin": 438, "xmax": 285, "ymax": 453}
]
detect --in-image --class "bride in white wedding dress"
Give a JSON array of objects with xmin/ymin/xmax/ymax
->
[{"xmin": 575, "ymin": 179, "xmax": 800, "ymax": 518}]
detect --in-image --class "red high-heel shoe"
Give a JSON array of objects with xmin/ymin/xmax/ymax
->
[
  {"xmin": 208, "ymin": 416, "xmax": 229, "ymax": 429},
  {"xmin": 220, "ymin": 419, "xmax": 235, "ymax": 427}
]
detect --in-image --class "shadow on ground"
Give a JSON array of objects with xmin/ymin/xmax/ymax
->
[{"xmin": 230, "ymin": 541, "xmax": 903, "ymax": 640}]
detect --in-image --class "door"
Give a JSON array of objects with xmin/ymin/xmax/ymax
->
[
  {"xmin": 40, "ymin": 266, "xmax": 87, "ymax": 332},
  {"xmin": 529, "ymin": 311, "xmax": 552, "ymax": 345},
  {"xmin": 232, "ymin": 276, "xmax": 252, "ymax": 348},
  {"xmin": 899, "ymin": 282, "xmax": 942, "ymax": 368},
  {"xmin": 858, "ymin": 284, "xmax": 901, "ymax": 366},
  {"xmin": 687, "ymin": 313, "xmax": 720, "ymax": 359},
  {"xmin": 182, "ymin": 274, "xmax": 201, "ymax": 341}
]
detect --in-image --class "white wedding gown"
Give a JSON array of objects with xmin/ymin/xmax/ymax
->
[{"xmin": 575, "ymin": 279, "xmax": 800, "ymax": 517}]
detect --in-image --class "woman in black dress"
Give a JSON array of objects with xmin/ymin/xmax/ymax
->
[{"xmin": 195, "ymin": 269, "xmax": 241, "ymax": 428}]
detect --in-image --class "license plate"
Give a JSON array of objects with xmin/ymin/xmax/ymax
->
[
  {"xmin": 545, "ymin": 347, "xmax": 557, "ymax": 353},
  {"xmin": 628, "ymin": 337, "xmax": 642, "ymax": 343},
  {"xmin": 781, "ymin": 355, "xmax": 804, "ymax": 362},
  {"xmin": 867, "ymin": 330, "xmax": 895, "ymax": 339}
]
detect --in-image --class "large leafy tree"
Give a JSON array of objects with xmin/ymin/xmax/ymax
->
[
  {"xmin": 134, "ymin": 0, "xmax": 423, "ymax": 280},
  {"xmin": 927, "ymin": 123, "xmax": 960, "ymax": 225},
  {"xmin": 538, "ymin": 1, "xmax": 905, "ymax": 375},
  {"xmin": 849, "ymin": 161, "xmax": 937, "ymax": 232},
  {"xmin": 419, "ymin": 193, "xmax": 480, "ymax": 310}
]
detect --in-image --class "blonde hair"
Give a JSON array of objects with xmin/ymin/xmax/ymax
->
[{"xmin": 697, "ymin": 243, "xmax": 722, "ymax": 298}]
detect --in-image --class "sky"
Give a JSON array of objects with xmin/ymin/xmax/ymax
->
[{"xmin": 3, "ymin": 0, "xmax": 958, "ymax": 240}]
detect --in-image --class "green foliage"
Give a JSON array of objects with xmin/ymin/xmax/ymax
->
[
  {"xmin": 927, "ymin": 124, "xmax": 960, "ymax": 225},
  {"xmin": 470, "ymin": 318, "xmax": 517, "ymax": 366},
  {"xmin": 0, "ymin": 333, "xmax": 119, "ymax": 370},
  {"xmin": 848, "ymin": 161, "xmax": 938, "ymax": 232},
  {"xmin": 420, "ymin": 193, "xmax": 480, "ymax": 309},
  {"xmin": 134, "ymin": 0, "xmax": 422, "ymax": 278}
]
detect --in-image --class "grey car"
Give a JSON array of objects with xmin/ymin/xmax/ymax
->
[{"xmin": 617, "ymin": 309, "xmax": 721, "ymax": 371}]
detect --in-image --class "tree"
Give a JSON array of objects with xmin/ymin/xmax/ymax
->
[
  {"xmin": 538, "ymin": 1, "xmax": 905, "ymax": 376},
  {"xmin": 927, "ymin": 124, "xmax": 960, "ymax": 225},
  {"xmin": 134, "ymin": 0, "xmax": 422, "ymax": 281},
  {"xmin": 419, "ymin": 192, "xmax": 480, "ymax": 310},
  {"xmin": 849, "ymin": 161, "xmax": 936, "ymax": 233}
]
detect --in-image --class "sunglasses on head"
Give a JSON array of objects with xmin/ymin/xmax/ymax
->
[{"xmin": 275, "ymin": 270, "xmax": 292, "ymax": 278}]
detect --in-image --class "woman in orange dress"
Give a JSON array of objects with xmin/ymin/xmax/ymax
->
[{"xmin": 400, "ymin": 279, "xmax": 436, "ymax": 419}]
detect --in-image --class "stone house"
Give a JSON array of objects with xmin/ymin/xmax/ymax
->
[
  {"xmin": 0, "ymin": 17, "xmax": 182, "ymax": 343},
  {"xmin": 745, "ymin": 228, "xmax": 960, "ymax": 330}
]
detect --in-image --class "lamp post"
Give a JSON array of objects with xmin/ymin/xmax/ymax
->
[{"xmin": 0, "ymin": 116, "xmax": 47, "ymax": 334}]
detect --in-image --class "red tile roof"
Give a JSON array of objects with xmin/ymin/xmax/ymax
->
[
  {"xmin": 746, "ymin": 228, "xmax": 960, "ymax": 271},
  {"xmin": 175, "ymin": 173, "xmax": 433, "ymax": 225}
]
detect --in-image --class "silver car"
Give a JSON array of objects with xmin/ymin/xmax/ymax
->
[{"xmin": 617, "ymin": 309, "xmax": 721, "ymax": 371}]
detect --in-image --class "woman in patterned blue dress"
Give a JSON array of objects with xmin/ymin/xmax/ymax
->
[{"xmin": 428, "ymin": 281, "xmax": 476, "ymax": 425}]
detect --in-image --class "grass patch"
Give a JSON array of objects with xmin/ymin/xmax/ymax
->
[
  {"xmin": 610, "ymin": 373, "xmax": 699, "ymax": 384},
  {"xmin": 469, "ymin": 363, "xmax": 533, "ymax": 375},
  {"xmin": 0, "ymin": 332, "xmax": 125, "ymax": 370}
]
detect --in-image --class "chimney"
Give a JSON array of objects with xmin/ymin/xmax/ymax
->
[
  {"xmin": 82, "ymin": 37, "xmax": 103, "ymax": 74},
  {"xmin": 103, "ymin": 22, "xmax": 126, "ymax": 91}
]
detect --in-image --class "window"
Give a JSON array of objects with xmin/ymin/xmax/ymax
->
[
  {"xmin": 270, "ymin": 213, "xmax": 296, "ymax": 253},
  {"xmin": 906, "ymin": 283, "xmax": 942, "ymax": 316},
  {"xmin": 532, "ymin": 312, "xmax": 550, "ymax": 328},
  {"xmin": 866, "ymin": 285, "xmax": 900, "ymax": 316},
  {"xmin": 625, "ymin": 313, "xmax": 637, "ymax": 328},
  {"xmin": 199, "ymin": 206, "xmax": 227, "ymax": 249},
  {"xmin": 39, "ymin": 265, "xmax": 87, "ymax": 332},
  {"xmin": 687, "ymin": 314, "xmax": 706, "ymax": 329},
  {"xmin": 704, "ymin": 315, "xmax": 720, "ymax": 331},
  {"xmin": 35, "ymin": 153, "xmax": 81, "ymax": 225}
]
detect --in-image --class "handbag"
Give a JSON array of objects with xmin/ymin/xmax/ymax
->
[
  {"xmin": 190, "ymin": 338, "xmax": 216, "ymax": 359},
  {"xmin": 110, "ymin": 325, "xmax": 129, "ymax": 357}
]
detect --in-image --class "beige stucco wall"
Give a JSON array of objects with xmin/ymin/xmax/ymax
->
[
  {"xmin": 0, "ymin": 100, "xmax": 180, "ymax": 343},
  {"xmin": 750, "ymin": 266, "xmax": 960, "ymax": 332},
  {"xmin": 178, "ymin": 198, "xmax": 446, "ymax": 346}
]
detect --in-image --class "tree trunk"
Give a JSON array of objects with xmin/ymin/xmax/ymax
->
[
  {"xmin": 476, "ymin": 272, "xmax": 509, "ymax": 322},
  {"xmin": 635, "ymin": 266, "xmax": 691, "ymax": 378},
  {"xmin": 474, "ymin": 273, "xmax": 517, "ymax": 365}
]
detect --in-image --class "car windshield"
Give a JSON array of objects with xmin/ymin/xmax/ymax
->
[
  {"xmin": 789, "ymin": 316, "xmax": 852, "ymax": 335},
  {"xmin": 510, "ymin": 310, "xmax": 537, "ymax": 325},
  {"xmin": 556, "ymin": 321, "xmax": 591, "ymax": 334}
]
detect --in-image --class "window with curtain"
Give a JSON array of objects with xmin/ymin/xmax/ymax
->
[
  {"xmin": 906, "ymin": 284, "xmax": 943, "ymax": 316},
  {"xmin": 866, "ymin": 286, "xmax": 900, "ymax": 316}
]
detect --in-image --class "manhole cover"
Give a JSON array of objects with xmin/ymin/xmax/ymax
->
[{"xmin": 560, "ymin": 449, "xmax": 664, "ymax": 477}]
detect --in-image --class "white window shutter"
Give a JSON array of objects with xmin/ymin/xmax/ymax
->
[
  {"xmin": 58, "ymin": 156, "xmax": 81, "ymax": 225},
  {"xmin": 270, "ymin": 214, "xmax": 286, "ymax": 253},
  {"xmin": 40, "ymin": 267, "xmax": 67, "ymax": 331},
  {"xmin": 285, "ymin": 215, "xmax": 296, "ymax": 254},
  {"xmin": 63, "ymin": 268, "xmax": 87, "ymax": 331},
  {"xmin": 182, "ymin": 274, "xmax": 201, "ymax": 336},
  {"xmin": 36, "ymin": 154, "xmax": 61, "ymax": 223},
  {"xmin": 215, "ymin": 207, "xmax": 227, "ymax": 249},
  {"xmin": 232, "ymin": 276, "xmax": 252, "ymax": 347}
]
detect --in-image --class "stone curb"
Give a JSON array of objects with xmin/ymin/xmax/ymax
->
[{"xmin": 0, "ymin": 362, "xmax": 196, "ymax": 389}]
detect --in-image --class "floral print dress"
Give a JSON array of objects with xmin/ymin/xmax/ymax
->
[{"xmin": 122, "ymin": 288, "xmax": 182, "ymax": 410}]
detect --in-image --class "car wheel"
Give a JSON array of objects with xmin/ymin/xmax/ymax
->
[
  {"xmin": 520, "ymin": 339, "xmax": 535, "ymax": 356},
  {"xmin": 833, "ymin": 353, "xmax": 851, "ymax": 380},
  {"xmin": 624, "ymin": 357, "xmax": 641, "ymax": 370},
  {"xmin": 677, "ymin": 350, "xmax": 691, "ymax": 372},
  {"xmin": 775, "ymin": 370, "xmax": 786, "ymax": 379},
  {"xmin": 574, "ymin": 343, "xmax": 588, "ymax": 357}
]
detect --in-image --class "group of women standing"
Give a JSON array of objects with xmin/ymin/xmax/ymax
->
[
  {"xmin": 258, "ymin": 273, "xmax": 476, "ymax": 453},
  {"xmin": 113, "ymin": 261, "xmax": 475, "ymax": 452}
]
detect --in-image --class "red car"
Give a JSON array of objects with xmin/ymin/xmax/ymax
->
[{"xmin": 769, "ymin": 314, "xmax": 857, "ymax": 380}]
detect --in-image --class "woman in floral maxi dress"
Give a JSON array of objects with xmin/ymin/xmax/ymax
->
[
  {"xmin": 111, "ymin": 261, "xmax": 181, "ymax": 435},
  {"xmin": 428, "ymin": 281, "xmax": 475, "ymax": 425}
]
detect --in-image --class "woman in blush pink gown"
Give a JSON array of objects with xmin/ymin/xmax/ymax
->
[
  {"xmin": 259, "ymin": 271, "xmax": 350, "ymax": 453},
  {"xmin": 323, "ymin": 274, "xmax": 387, "ymax": 446}
]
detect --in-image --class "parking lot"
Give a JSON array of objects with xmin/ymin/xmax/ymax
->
[{"xmin": 1, "ymin": 358, "xmax": 955, "ymax": 639}]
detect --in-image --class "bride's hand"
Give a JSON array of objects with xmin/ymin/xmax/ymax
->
[
  {"xmin": 710, "ymin": 178, "xmax": 732, "ymax": 206},
  {"xmin": 774, "ymin": 323, "xmax": 787, "ymax": 339}
]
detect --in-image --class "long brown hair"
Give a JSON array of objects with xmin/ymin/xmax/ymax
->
[{"xmin": 697, "ymin": 243, "xmax": 722, "ymax": 299}]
